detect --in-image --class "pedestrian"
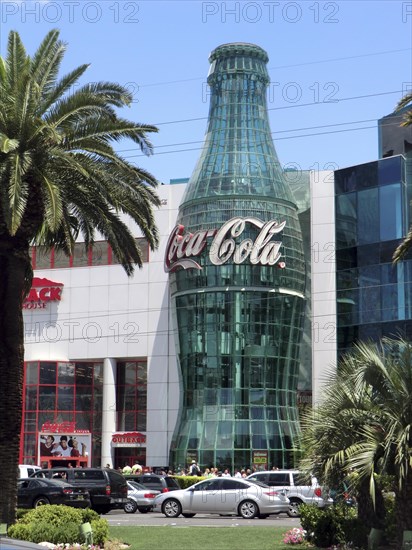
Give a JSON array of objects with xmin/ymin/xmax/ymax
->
[
  {"xmin": 131, "ymin": 461, "xmax": 143, "ymax": 474},
  {"xmin": 122, "ymin": 463, "xmax": 132, "ymax": 474},
  {"xmin": 189, "ymin": 460, "xmax": 201, "ymax": 476}
]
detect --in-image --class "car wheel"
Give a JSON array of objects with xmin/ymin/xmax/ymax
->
[
  {"xmin": 162, "ymin": 499, "xmax": 182, "ymax": 518},
  {"xmin": 238, "ymin": 500, "xmax": 258, "ymax": 519},
  {"xmin": 34, "ymin": 496, "xmax": 50, "ymax": 507},
  {"xmin": 287, "ymin": 499, "xmax": 303, "ymax": 518},
  {"xmin": 124, "ymin": 499, "xmax": 138, "ymax": 513},
  {"xmin": 138, "ymin": 507, "xmax": 151, "ymax": 514},
  {"xmin": 182, "ymin": 513, "xmax": 196, "ymax": 518}
]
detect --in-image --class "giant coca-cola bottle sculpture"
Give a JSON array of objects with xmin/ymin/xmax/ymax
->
[{"xmin": 166, "ymin": 43, "xmax": 305, "ymax": 471}]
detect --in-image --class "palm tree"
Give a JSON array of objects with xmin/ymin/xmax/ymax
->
[
  {"xmin": 300, "ymin": 338, "xmax": 412, "ymax": 545},
  {"xmin": 299, "ymin": 351, "xmax": 387, "ymax": 533},
  {"xmin": 391, "ymin": 91, "xmax": 412, "ymax": 263},
  {"xmin": 0, "ymin": 29, "xmax": 160, "ymax": 526}
]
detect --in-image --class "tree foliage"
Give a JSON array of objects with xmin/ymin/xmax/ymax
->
[
  {"xmin": 300, "ymin": 337, "xmax": 412, "ymax": 537},
  {"xmin": 0, "ymin": 29, "xmax": 160, "ymax": 526}
]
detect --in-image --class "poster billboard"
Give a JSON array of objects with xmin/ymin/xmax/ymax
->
[{"xmin": 38, "ymin": 423, "xmax": 91, "ymax": 467}]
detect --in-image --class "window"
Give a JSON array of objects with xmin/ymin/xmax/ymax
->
[
  {"xmin": 380, "ymin": 184, "xmax": 403, "ymax": 241},
  {"xmin": 269, "ymin": 473, "xmax": 291, "ymax": 486},
  {"xmin": 116, "ymin": 361, "xmax": 147, "ymax": 432},
  {"xmin": 357, "ymin": 188, "xmax": 379, "ymax": 244},
  {"xmin": 21, "ymin": 361, "xmax": 103, "ymax": 466},
  {"xmin": 30, "ymin": 238, "xmax": 149, "ymax": 269}
]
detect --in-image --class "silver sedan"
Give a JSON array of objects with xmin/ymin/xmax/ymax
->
[
  {"xmin": 153, "ymin": 477, "xmax": 290, "ymax": 519},
  {"xmin": 124, "ymin": 480, "xmax": 160, "ymax": 513}
]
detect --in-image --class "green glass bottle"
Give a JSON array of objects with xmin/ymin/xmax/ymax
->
[{"xmin": 166, "ymin": 43, "xmax": 305, "ymax": 472}]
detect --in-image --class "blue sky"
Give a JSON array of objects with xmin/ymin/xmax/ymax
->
[{"xmin": 1, "ymin": 0, "xmax": 411, "ymax": 184}]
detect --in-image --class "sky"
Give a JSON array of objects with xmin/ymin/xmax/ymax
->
[{"xmin": 1, "ymin": 0, "xmax": 411, "ymax": 185}]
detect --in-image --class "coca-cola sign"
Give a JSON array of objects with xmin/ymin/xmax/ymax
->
[{"xmin": 165, "ymin": 217, "xmax": 286, "ymax": 273}]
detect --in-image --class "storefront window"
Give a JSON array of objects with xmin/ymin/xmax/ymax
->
[
  {"xmin": 58, "ymin": 362, "xmax": 75, "ymax": 384},
  {"xmin": 116, "ymin": 361, "xmax": 147, "ymax": 432},
  {"xmin": 21, "ymin": 361, "xmax": 103, "ymax": 465},
  {"xmin": 57, "ymin": 385, "xmax": 74, "ymax": 411},
  {"xmin": 39, "ymin": 362, "xmax": 57, "ymax": 385}
]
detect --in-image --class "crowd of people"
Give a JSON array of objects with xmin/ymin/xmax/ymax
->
[{"xmin": 118, "ymin": 460, "xmax": 279, "ymax": 478}]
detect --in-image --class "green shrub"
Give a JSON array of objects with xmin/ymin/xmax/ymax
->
[
  {"xmin": 312, "ymin": 510, "xmax": 345, "ymax": 548},
  {"xmin": 8, "ymin": 505, "xmax": 109, "ymax": 546},
  {"xmin": 15, "ymin": 509, "xmax": 31, "ymax": 521},
  {"xmin": 7, "ymin": 524, "xmax": 31, "ymax": 542},
  {"xmin": 299, "ymin": 503, "xmax": 324, "ymax": 538},
  {"xmin": 300, "ymin": 503, "xmax": 365, "ymax": 548},
  {"xmin": 91, "ymin": 517, "xmax": 110, "ymax": 546},
  {"xmin": 341, "ymin": 516, "xmax": 368, "ymax": 549},
  {"xmin": 174, "ymin": 475, "xmax": 205, "ymax": 489},
  {"xmin": 16, "ymin": 505, "xmax": 83, "ymax": 526}
]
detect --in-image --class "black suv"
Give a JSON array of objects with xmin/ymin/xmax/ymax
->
[
  {"xmin": 123, "ymin": 473, "xmax": 180, "ymax": 493},
  {"xmin": 31, "ymin": 467, "xmax": 128, "ymax": 514}
]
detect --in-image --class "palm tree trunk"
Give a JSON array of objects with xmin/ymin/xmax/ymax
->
[
  {"xmin": 395, "ymin": 468, "xmax": 412, "ymax": 547},
  {"xmin": 0, "ymin": 240, "xmax": 31, "ymax": 526},
  {"xmin": 357, "ymin": 477, "xmax": 386, "ymax": 530}
]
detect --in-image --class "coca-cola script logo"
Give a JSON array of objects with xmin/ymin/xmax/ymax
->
[
  {"xmin": 165, "ymin": 217, "xmax": 286, "ymax": 273},
  {"xmin": 23, "ymin": 277, "xmax": 64, "ymax": 310}
]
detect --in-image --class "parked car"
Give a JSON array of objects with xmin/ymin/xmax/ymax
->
[
  {"xmin": 31, "ymin": 467, "xmax": 128, "ymax": 514},
  {"xmin": 154, "ymin": 477, "xmax": 290, "ymax": 519},
  {"xmin": 246, "ymin": 470, "xmax": 333, "ymax": 517},
  {"xmin": 18, "ymin": 465, "xmax": 41, "ymax": 478},
  {"xmin": 124, "ymin": 480, "xmax": 160, "ymax": 513},
  {"xmin": 17, "ymin": 477, "xmax": 91, "ymax": 509},
  {"xmin": 0, "ymin": 537, "xmax": 49, "ymax": 549},
  {"xmin": 123, "ymin": 473, "xmax": 180, "ymax": 493}
]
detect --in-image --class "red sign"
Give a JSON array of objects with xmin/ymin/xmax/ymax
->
[
  {"xmin": 41, "ymin": 421, "xmax": 89, "ymax": 434},
  {"xmin": 112, "ymin": 432, "xmax": 146, "ymax": 447},
  {"xmin": 23, "ymin": 277, "xmax": 63, "ymax": 309}
]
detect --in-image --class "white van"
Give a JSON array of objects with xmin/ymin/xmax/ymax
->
[{"xmin": 18, "ymin": 464, "xmax": 41, "ymax": 478}]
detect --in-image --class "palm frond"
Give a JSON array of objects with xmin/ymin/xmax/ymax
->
[
  {"xmin": 39, "ymin": 64, "xmax": 90, "ymax": 116},
  {"xmin": 393, "ymin": 225, "xmax": 412, "ymax": 262},
  {"xmin": 7, "ymin": 31, "xmax": 29, "ymax": 95}
]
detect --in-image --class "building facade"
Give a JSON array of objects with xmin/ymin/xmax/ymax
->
[{"xmin": 19, "ymin": 42, "xmax": 412, "ymax": 471}]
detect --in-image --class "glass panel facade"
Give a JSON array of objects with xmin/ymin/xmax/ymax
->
[
  {"xmin": 380, "ymin": 184, "xmax": 402, "ymax": 241},
  {"xmin": 358, "ymin": 188, "xmax": 379, "ymax": 244},
  {"xmin": 21, "ymin": 361, "xmax": 103, "ymax": 465},
  {"xmin": 116, "ymin": 361, "xmax": 147, "ymax": 432},
  {"xmin": 335, "ymin": 156, "xmax": 410, "ymax": 356},
  {"xmin": 169, "ymin": 44, "xmax": 305, "ymax": 472}
]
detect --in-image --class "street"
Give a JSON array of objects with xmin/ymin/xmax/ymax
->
[{"xmin": 106, "ymin": 510, "xmax": 302, "ymax": 528}]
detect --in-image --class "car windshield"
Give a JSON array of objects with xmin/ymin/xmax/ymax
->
[
  {"xmin": 246, "ymin": 479, "xmax": 270, "ymax": 488},
  {"xmin": 46, "ymin": 479, "xmax": 71, "ymax": 486},
  {"xmin": 128, "ymin": 481, "xmax": 146, "ymax": 490}
]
